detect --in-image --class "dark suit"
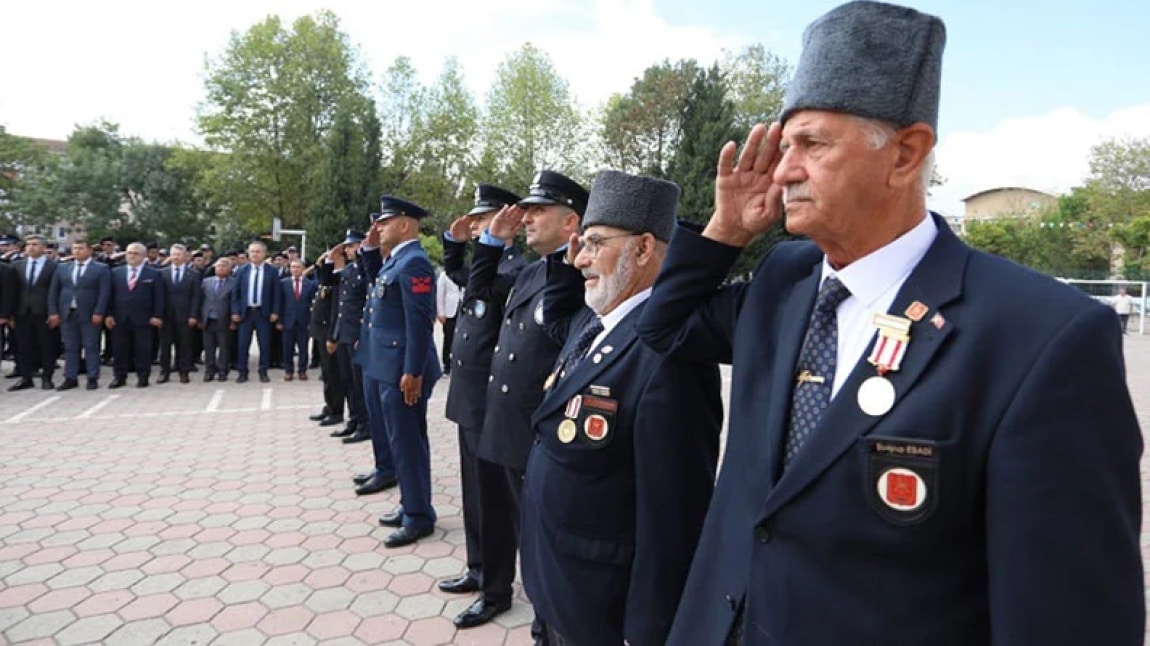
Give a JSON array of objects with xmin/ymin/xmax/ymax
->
[
  {"xmin": 198, "ymin": 275, "xmax": 235, "ymax": 378},
  {"xmin": 309, "ymin": 270, "xmax": 341, "ymax": 418},
  {"xmin": 159, "ymin": 264, "xmax": 202, "ymax": 377},
  {"xmin": 636, "ymin": 215, "xmax": 1144, "ymax": 644},
  {"xmin": 277, "ymin": 275, "xmax": 316, "ymax": 373},
  {"xmin": 326, "ymin": 260, "xmax": 369, "ymax": 431},
  {"xmin": 442, "ymin": 235, "xmax": 527, "ymax": 582},
  {"xmin": 48, "ymin": 260, "xmax": 111, "ymax": 382},
  {"xmin": 361, "ymin": 241, "xmax": 440, "ymax": 531},
  {"xmin": 471, "ymin": 241, "xmax": 564, "ymax": 607},
  {"xmin": 11, "ymin": 256, "xmax": 58, "ymax": 382},
  {"xmin": 109, "ymin": 264, "xmax": 164, "ymax": 381},
  {"xmin": 0, "ymin": 262, "xmax": 17, "ymax": 321},
  {"xmin": 521, "ymin": 256, "xmax": 722, "ymax": 645},
  {"xmin": 230, "ymin": 262, "xmax": 280, "ymax": 377}
]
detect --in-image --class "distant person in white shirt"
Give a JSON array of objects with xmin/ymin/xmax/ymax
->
[
  {"xmin": 1113, "ymin": 287, "xmax": 1134, "ymax": 333},
  {"xmin": 436, "ymin": 267, "xmax": 463, "ymax": 375}
]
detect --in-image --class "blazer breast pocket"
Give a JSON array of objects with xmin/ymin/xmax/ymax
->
[{"xmin": 860, "ymin": 435, "xmax": 940, "ymax": 527}]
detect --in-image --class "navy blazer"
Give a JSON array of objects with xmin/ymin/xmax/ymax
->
[
  {"xmin": 161, "ymin": 265, "xmax": 202, "ymax": 322},
  {"xmin": 229, "ymin": 262, "xmax": 280, "ymax": 322},
  {"xmin": 636, "ymin": 215, "xmax": 1144, "ymax": 644},
  {"xmin": 359, "ymin": 242, "xmax": 441, "ymax": 388},
  {"xmin": 109, "ymin": 264, "xmax": 164, "ymax": 326},
  {"xmin": 48, "ymin": 260, "xmax": 111, "ymax": 319},
  {"xmin": 443, "ymin": 236, "xmax": 528, "ymax": 435},
  {"xmin": 276, "ymin": 276, "xmax": 317, "ymax": 330},
  {"xmin": 520, "ymin": 256, "xmax": 722, "ymax": 646}
]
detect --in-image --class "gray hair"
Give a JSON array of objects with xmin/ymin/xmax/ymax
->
[
  {"xmin": 170, "ymin": 243, "xmax": 187, "ymax": 254},
  {"xmin": 852, "ymin": 116, "xmax": 935, "ymax": 195}
]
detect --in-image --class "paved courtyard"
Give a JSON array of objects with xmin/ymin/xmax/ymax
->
[{"xmin": 0, "ymin": 332, "xmax": 1148, "ymax": 645}]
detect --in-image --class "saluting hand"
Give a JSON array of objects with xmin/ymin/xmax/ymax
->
[
  {"xmin": 704, "ymin": 122, "xmax": 785, "ymax": 248},
  {"xmin": 566, "ymin": 233, "xmax": 581, "ymax": 266},
  {"xmin": 400, "ymin": 374, "xmax": 423, "ymax": 406},
  {"xmin": 448, "ymin": 215, "xmax": 472, "ymax": 242},
  {"xmin": 487, "ymin": 205, "xmax": 524, "ymax": 241}
]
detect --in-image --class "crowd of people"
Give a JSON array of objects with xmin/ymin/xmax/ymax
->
[{"xmin": 1, "ymin": 2, "xmax": 1144, "ymax": 644}]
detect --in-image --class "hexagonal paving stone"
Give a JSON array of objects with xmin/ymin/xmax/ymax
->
[
  {"xmin": 265, "ymin": 634, "xmax": 319, "ymax": 646},
  {"xmin": 103, "ymin": 617, "xmax": 174, "ymax": 646},
  {"xmin": 258, "ymin": 606, "xmax": 316, "ymax": 636},
  {"xmin": 394, "ymin": 594, "xmax": 445, "ymax": 621},
  {"xmin": 404, "ymin": 616, "xmax": 457, "ymax": 646},
  {"xmin": 173, "ymin": 575, "xmax": 228, "ymax": 600},
  {"xmin": 349, "ymin": 590, "xmax": 400, "ymax": 618},
  {"xmin": 55, "ymin": 613, "xmax": 123, "ymax": 646},
  {"xmin": 353, "ymin": 614, "xmax": 408, "ymax": 643},
  {"xmin": 303, "ymin": 587, "xmax": 356, "ymax": 614},
  {"xmin": 0, "ymin": 606, "xmax": 31, "ymax": 633},
  {"xmin": 4, "ymin": 563, "xmax": 64, "ymax": 586},
  {"xmin": 305, "ymin": 609, "xmax": 363, "ymax": 640},
  {"xmin": 305, "ymin": 566, "xmax": 351, "ymax": 589},
  {"xmin": 225, "ymin": 544, "xmax": 272, "ymax": 563},
  {"xmin": 0, "ymin": 582, "xmax": 48, "ymax": 607},
  {"xmin": 130, "ymin": 572, "xmax": 187, "ymax": 596},
  {"xmin": 208, "ymin": 627, "xmax": 267, "ymax": 646},
  {"xmin": 119, "ymin": 592, "xmax": 180, "ymax": 621},
  {"xmin": 218, "ymin": 580, "xmax": 272, "ymax": 604},
  {"xmin": 388, "ymin": 572, "xmax": 434, "ymax": 596},
  {"xmin": 26, "ymin": 586, "xmax": 92, "ymax": 613},
  {"xmin": 4, "ymin": 609, "xmax": 76, "ymax": 642},
  {"xmin": 381, "ymin": 555, "xmax": 424, "ymax": 575},
  {"xmin": 166, "ymin": 596, "xmax": 224, "ymax": 626},
  {"xmin": 155, "ymin": 623, "xmax": 219, "ymax": 645},
  {"xmin": 265, "ymin": 546, "xmax": 309, "ymax": 566},
  {"xmin": 73, "ymin": 589, "xmax": 136, "ymax": 617},
  {"xmin": 261, "ymin": 583, "xmax": 314, "ymax": 609},
  {"xmin": 45, "ymin": 565, "xmax": 105, "ymax": 589}
]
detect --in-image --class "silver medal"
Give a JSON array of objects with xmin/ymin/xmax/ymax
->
[{"xmin": 857, "ymin": 376, "xmax": 896, "ymax": 417}]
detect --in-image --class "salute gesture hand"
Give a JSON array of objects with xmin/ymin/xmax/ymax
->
[
  {"xmin": 703, "ymin": 122, "xmax": 785, "ymax": 248},
  {"xmin": 448, "ymin": 216, "xmax": 472, "ymax": 242},
  {"xmin": 487, "ymin": 205, "xmax": 524, "ymax": 241}
]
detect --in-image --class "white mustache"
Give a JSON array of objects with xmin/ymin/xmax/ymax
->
[
  {"xmin": 582, "ymin": 271, "xmax": 600, "ymax": 280},
  {"xmin": 783, "ymin": 183, "xmax": 811, "ymax": 201}
]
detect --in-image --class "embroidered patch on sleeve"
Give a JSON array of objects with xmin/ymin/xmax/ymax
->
[{"xmin": 410, "ymin": 276, "xmax": 432, "ymax": 294}]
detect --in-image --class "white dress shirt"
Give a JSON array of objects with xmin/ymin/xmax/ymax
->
[
  {"xmin": 820, "ymin": 214, "xmax": 938, "ymax": 398},
  {"xmin": 589, "ymin": 287, "xmax": 652, "ymax": 352}
]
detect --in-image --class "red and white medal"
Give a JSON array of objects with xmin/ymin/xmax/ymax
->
[{"xmin": 858, "ymin": 313, "xmax": 911, "ymax": 417}]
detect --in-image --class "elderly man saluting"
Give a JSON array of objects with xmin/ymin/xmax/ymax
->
[{"xmin": 637, "ymin": 1, "xmax": 1144, "ymax": 644}]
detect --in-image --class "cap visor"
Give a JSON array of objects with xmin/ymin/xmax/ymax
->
[{"xmin": 517, "ymin": 195, "xmax": 560, "ymax": 207}]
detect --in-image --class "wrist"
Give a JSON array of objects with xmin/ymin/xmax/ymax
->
[{"xmin": 702, "ymin": 219, "xmax": 755, "ymax": 248}]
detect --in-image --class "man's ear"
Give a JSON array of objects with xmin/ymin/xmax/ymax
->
[{"xmin": 889, "ymin": 123, "xmax": 934, "ymax": 189}]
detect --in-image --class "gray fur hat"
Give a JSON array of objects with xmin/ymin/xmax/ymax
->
[
  {"xmin": 781, "ymin": 1, "xmax": 946, "ymax": 136},
  {"xmin": 582, "ymin": 170, "xmax": 680, "ymax": 243}
]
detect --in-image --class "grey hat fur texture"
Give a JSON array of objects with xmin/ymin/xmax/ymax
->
[
  {"xmin": 582, "ymin": 170, "xmax": 680, "ymax": 243},
  {"xmin": 781, "ymin": 1, "xmax": 946, "ymax": 135}
]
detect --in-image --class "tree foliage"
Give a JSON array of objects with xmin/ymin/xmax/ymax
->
[{"xmin": 599, "ymin": 59, "xmax": 699, "ymax": 177}]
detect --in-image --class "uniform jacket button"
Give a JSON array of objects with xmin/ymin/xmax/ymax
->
[
  {"xmin": 494, "ymin": 345, "xmax": 500, "ymax": 353},
  {"xmin": 501, "ymin": 384, "xmax": 509, "ymax": 393},
  {"xmin": 463, "ymin": 333, "xmax": 469, "ymax": 340},
  {"xmin": 724, "ymin": 594, "xmax": 737, "ymax": 610},
  {"xmin": 755, "ymin": 524, "xmax": 771, "ymax": 544},
  {"xmin": 391, "ymin": 341, "xmax": 398, "ymax": 347},
  {"xmin": 488, "ymin": 375, "xmax": 494, "ymax": 382},
  {"xmin": 508, "ymin": 353, "xmax": 515, "ymax": 361}
]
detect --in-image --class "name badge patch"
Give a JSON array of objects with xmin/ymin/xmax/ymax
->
[{"xmin": 864, "ymin": 436, "xmax": 938, "ymax": 525}]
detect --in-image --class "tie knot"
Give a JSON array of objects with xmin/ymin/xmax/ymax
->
[{"xmin": 815, "ymin": 276, "xmax": 850, "ymax": 313}]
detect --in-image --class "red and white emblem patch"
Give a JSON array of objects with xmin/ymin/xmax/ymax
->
[
  {"xmin": 583, "ymin": 414, "xmax": 608, "ymax": 441},
  {"xmin": 876, "ymin": 468, "xmax": 926, "ymax": 511}
]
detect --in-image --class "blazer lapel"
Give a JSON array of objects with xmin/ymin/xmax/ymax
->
[
  {"xmin": 535, "ymin": 306, "xmax": 642, "ymax": 422},
  {"xmin": 760, "ymin": 219, "xmax": 969, "ymax": 518}
]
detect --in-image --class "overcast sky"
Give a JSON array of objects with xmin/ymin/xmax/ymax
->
[{"xmin": 2, "ymin": 0, "xmax": 1148, "ymax": 216}]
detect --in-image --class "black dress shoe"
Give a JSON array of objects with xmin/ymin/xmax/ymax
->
[
  {"xmin": 157, "ymin": 373, "xmax": 171, "ymax": 384},
  {"xmin": 41, "ymin": 379, "xmax": 55, "ymax": 390},
  {"xmin": 378, "ymin": 508, "xmax": 404, "ymax": 527},
  {"xmin": 86, "ymin": 380, "xmax": 99, "ymax": 391},
  {"xmin": 309, "ymin": 409, "xmax": 331, "ymax": 421},
  {"xmin": 352, "ymin": 471, "xmax": 375, "ymax": 485},
  {"xmin": 108, "ymin": 378, "xmax": 126, "ymax": 389},
  {"xmin": 342, "ymin": 429, "xmax": 371, "ymax": 444},
  {"xmin": 329, "ymin": 425, "xmax": 355, "ymax": 438},
  {"xmin": 180, "ymin": 374, "xmax": 190, "ymax": 384},
  {"xmin": 355, "ymin": 474, "xmax": 398, "ymax": 496},
  {"xmin": 318, "ymin": 415, "xmax": 344, "ymax": 427},
  {"xmin": 137, "ymin": 378, "xmax": 149, "ymax": 388},
  {"xmin": 5, "ymin": 371, "xmax": 20, "ymax": 379},
  {"xmin": 383, "ymin": 525, "xmax": 433, "ymax": 548},
  {"xmin": 236, "ymin": 374, "xmax": 249, "ymax": 383},
  {"xmin": 453, "ymin": 597, "xmax": 511, "ymax": 628},
  {"xmin": 204, "ymin": 373, "xmax": 215, "ymax": 383},
  {"xmin": 8, "ymin": 379, "xmax": 34, "ymax": 392},
  {"xmin": 438, "ymin": 573, "xmax": 481, "ymax": 594},
  {"xmin": 56, "ymin": 379, "xmax": 79, "ymax": 391},
  {"xmin": 259, "ymin": 373, "xmax": 270, "ymax": 383}
]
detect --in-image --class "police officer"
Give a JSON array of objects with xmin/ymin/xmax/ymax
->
[
  {"xmin": 438, "ymin": 184, "xmax": 527, "ymax": 595},
  {"xmin": 453, "ymin": 171, "xmax": 588, "ymax": 630},
  {"xmin": 308, "ymin": 249, "xmax": 343, "ymax": 424},
  {"xmin": 323, "ymin": 229, "xmax": 374, "ymax": 449},
  {"xmin": 360, "ymin": 197, "xmax": 441, "ymax": 548}
]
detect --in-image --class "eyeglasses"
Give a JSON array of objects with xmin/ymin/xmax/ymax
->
[{"xmin": 578, "ymin": 232, "xmax": 640, "ymax": 257}]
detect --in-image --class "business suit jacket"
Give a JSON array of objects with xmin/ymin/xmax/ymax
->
[
  {"xmin": 160, "ymin": 265, "xmax": 202, "ymax": 323},
  {"xmin": 197, "ymin": 275, "xmax": 235, "ymax": 322},
  {"xmin": 443, "ymin": 237, "xmax": 527, "ymax": 440},
  {"xmin": 110, "ymin": 264, "xmax": 164, "ymax": 325},
  {"xmin": 359, "ymin": 242, "xmax": 441, "ymax": 388},
  {"xmin": 48, "ymin": 260, "xmax": 111, "ymax": 319},
  {"xmin": 520, "ymin": 256, "xmax": 722, "ymax": 646},
  {"xmin": 636, "ymin": 214, "xmax": 1144, "ymax": 645},
  {"xmin": 276, "ymin": 276, "xmax": 316, "ymax": 330},
  {"xmin": 474, "ymin": 243, "xmax": 562, "ymax": 471},
  {"xmin": 0, "ymin": 262, "xmax": 17, "ymax": 319},
  {"xmin": 12, "ymin": 257, "xmax": 57, "ymax": 316},
  {"xmin": 229, "ymin": 262, "xmax": 279, "ymax": 322}
]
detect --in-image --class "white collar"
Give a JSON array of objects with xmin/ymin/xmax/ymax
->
[
  {"xmin": 820, "ymin": 214, "xmax": 937, "ymax": 308},
  {"xmin": 390, "ymin": 239, "xmax": 418, "ymax": 257},
  {"xmin": 597, "ymin": 287, "xmax": 652, "ymax": 337}
]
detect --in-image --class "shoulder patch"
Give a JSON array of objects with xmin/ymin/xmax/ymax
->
[{"xmin": 410, "ymin": 276, "xmax": 432, "ymax": 294}]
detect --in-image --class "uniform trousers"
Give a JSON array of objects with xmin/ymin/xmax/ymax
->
[
  {"xmin": 361, "ymin": 372, "xmax": 397, "ymax": 476},
  {"xmin": 476, "ymin": 458, "xmax": 524, "ymax": 604},
  {"xmin": 336, "ymin": 342, "xmax": 367, "ymax": 428},
  {"xmin": 458, "ymin": 426, "xmax": 483, "ymax": 579},
  {"xmin": 370, "ymin": 377, "xmax": 435, "ymax": 531}
]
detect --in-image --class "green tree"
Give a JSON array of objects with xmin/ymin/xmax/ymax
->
[
  {"xmin": 599, "ymin": 59, "xmax": 700, "ymax": 177},
  {"xmin": 480, "ymin": 43, "xmax": 585, "ymax": 190},
  {"xmin": 197, "ymin": 11, "xmax": 370, "ymax": 234},
  {"xmin": 721, "ymin": 44, "xmax": 790, "ymax": 132}
]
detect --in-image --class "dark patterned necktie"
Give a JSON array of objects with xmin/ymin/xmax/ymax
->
[
  {"xmin": 783, "ymin": 276, "xmax": 851, "ymax": 469},
  {"xmin": 551, "ymin": 316, "xmax": 604, "ymax": 385}
]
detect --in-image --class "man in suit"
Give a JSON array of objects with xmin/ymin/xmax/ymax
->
[
  {"xmin": 9, "ymin": 235, "xmax": 58, "ymax": 391},
  {"xmin": 636, "ymin": 3, "xmax": 1145, "ymax": 643},
  {"xmin": 325, "ymin": 230, "xmax": 374, "ymax": 451},
  {"xmin": 276, "ymin": 259, "xmax": 316, "ymax": 380},
  {"xmin": 159, "ymin": 244, "xmax": 202, "ymax": 384},
  {"xmin": 361, "ymin": 197, "xmax": 441, "ymax": 548},
  {"xmin": 522, "ymin": 171, "xmax": 722, "ymax": 645},
  {"xmin": 106, "ymin": 242, "xmax": 164, "ymax": 388},
  {"xmin": 453, "ymin": 171, "xmax": 588, "ymax": 631},
  {"xmin": 0, "ymin": 259, "xmax": 18, "ymax": 359},
  {"xmin": 197, "ymin": 257, "xmax": 235, "ymax": 382},
  {"xmin": 231, "ymin": 240, "xmax": 280, "ymax": 383},
  {"xmin": 437, "ymin": 184, "xmax": 526, "ymax": 596},
  {"xmin": 307, "ymin": 249, "xmax": 343, "ymax": 426},
  {"xmin": 47, "ymin": 239, "xmax": 111, "ymax": 390}
]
